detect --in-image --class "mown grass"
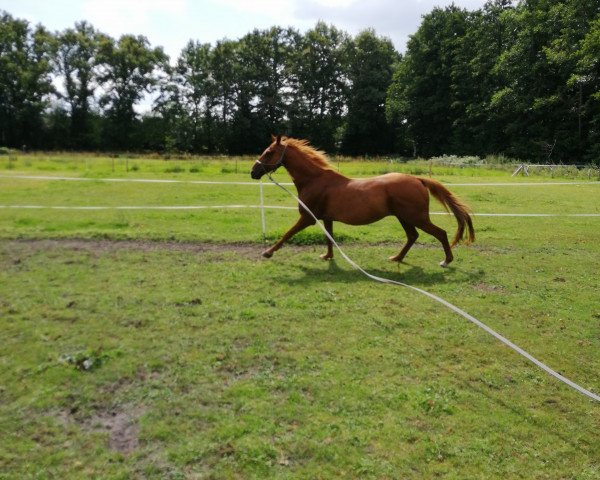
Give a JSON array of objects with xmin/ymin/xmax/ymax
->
[
  {"xmin": 2, "ymin": 151, "xmax": 599, "ymax": 181},
  {"xmin": 1, "ymin": 154, "xmax": 599, "ymax": 245},
  {"xmin": 0, "ymin": 154, "xmax": 599, "ymax": 479}
]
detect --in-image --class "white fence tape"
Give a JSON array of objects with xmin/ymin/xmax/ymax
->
[
  {"xmin": 0, "ymin": 174, "xmax": 264, "ymax": 186},
  {"xmin": 0, "ymin": 204, "xmax": 294, "ymax": 210},
  {"xmin": 1, "ymin": 174, "xmax": 600, "ymax": 187},
  {"xmin": 1, "ymin": 204, "xmax": 599, "ymax": 217}
]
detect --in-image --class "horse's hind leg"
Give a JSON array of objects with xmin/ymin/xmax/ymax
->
[
  {"xmin": 389, "ymin": 219, "xmax": 419, "ymax": 262},
  {"xmin": 416, "ymin": 219, "xmax": 453, "ymax": 267}
]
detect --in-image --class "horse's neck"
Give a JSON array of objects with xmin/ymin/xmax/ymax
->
[{"xmin": 285, "ymin": 150, "xmax": 333, "ymax": 190}]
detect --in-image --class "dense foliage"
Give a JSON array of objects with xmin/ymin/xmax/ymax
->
[{"xmin": 1, "ymin": 1, "xmax": 599, "ymax": 162}]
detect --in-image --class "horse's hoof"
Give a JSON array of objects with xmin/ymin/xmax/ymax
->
[
  {"xmin": 439, "ymin": 260, "xmax": 449, "ymax": 268},
  {"xmin": 262, "ymin": 251, "xmax": 273, "ymax": 259},
  {"xmin": 320, "ymin": 254, "xmax": 333, "ymax": 261},
  {"xmin": 389, "ymin": 255, "xmax": 402, "ymax": 262}
]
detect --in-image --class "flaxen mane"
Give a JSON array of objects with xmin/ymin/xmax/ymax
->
[{"xmin": 285, "ymin": 137, "xmax": 333, "ymax": 170}]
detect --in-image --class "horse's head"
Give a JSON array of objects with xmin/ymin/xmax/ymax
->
[{"xmin": 251, "ymin": 135, "xmax": 287, "ymax": 179}]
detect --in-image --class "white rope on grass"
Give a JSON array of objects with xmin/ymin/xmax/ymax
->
[{"xmin": 264, "ymin": 173, "xmax": 600, "ymax": 403}]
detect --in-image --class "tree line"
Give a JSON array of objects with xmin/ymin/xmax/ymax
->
[{"xmin": 1, "ymin": 0, "xmax": 599, "ymax": 162}]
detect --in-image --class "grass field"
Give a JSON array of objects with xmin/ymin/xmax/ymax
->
[{"xmin": 1, "ymin": 154, "xmax": 599, "ymax": 479}]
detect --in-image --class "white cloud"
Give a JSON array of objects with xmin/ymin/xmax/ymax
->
[
  {"xmin": 81, "ymin": 0, "xmax": 187, "ymax": 39},
  {"xmin": 0, "ymin": 0, "xmax": 489, "ymax": 58},
  {"xmin": 291, "ymin": 0, "xmax": 486, "ymax": 51},
  {"xmin": 311, "ymin": 0, "xmax": 357, "ymax": 6},
  {"xmin": 208, "ymin": 0, "xmax": 487, "ymax": 52},
  {"xmin": 208, "ymin": 0, "xmax": 297, "ymax": 25}
]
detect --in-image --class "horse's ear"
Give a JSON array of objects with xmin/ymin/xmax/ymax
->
[
  {"xmin": 271, "ymin": 134, "xmax": 277, "ymax": 143},
  {"xmin": 276, "ymin": 135, "xmax": 282, "ymax": 145}
]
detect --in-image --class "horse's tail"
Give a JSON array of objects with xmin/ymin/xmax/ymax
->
[{"xmin": 419, "ymin": 177, "xmax": 475, "ymax": 247}]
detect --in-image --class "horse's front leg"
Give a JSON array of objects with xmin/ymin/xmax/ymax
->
[
  {"xmin": 320, "ymin": 218, "xmax": 334, "ymax": 260},
  {"xmin": 262, "ymin": 214, "xmax": 315, "ymax": 258}
]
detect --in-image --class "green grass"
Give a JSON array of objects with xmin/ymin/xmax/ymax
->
[
  {"xmin": 0, "ymin": 154, "xmax": 599, "ymax": 479},
  {"xmin": 0, "ymin": 154, "xmax": 598, "ymax": 244},
  {"xmin": 2, "ymin": 151, "xmax": 599, "ymax": 181}
]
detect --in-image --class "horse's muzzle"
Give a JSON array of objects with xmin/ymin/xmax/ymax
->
[{"xmin": 250, "ymin": 168, "xmax": 263, "ymax": 180}]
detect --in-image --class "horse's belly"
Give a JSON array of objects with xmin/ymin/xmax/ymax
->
[
  {"xmin": 335, "ymin": 210, "xmax": 389, "ymax": 225},
  {"xmin": 326, "ymin": 190, "xmax": 390, "ymax": 225}
]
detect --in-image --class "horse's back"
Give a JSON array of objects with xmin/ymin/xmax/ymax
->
[
  {"xmin": 320, "ymin": 173, "xmax": 430, "ymax": 225},
  {"xmin": 349, "ymin": 173, "xmax": 429, "ymax": 204}
]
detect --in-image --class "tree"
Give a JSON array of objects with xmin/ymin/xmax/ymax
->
[
  {"xmin": 55, "ymin": 21, "xmax": 105, "ymax": 148},
  {"xmin": 287, "ymin": 22, "xmax": 351, "ymax": 151},
  {"xmin": 239, "ymin": 27, "xmax": 299, "ymax": 144},
  {"xmin": 576, "ymin": 15, "xmax": 600, "ymax": 162},
  {"xmin": 0, "ymin": 11, "xmax": 54, "ymax": 148},
  {"xmin": 97, "ymin": 34, "xmax": 168, "ymax": 149},
  {"xmin": 227, "ymin": 36, "xmax": 260, "ymax": 154},
  {"xmin": 156, "ymin": 40, "xmax": 216, "ymax": 152},
  {"xmin": 546, "ymin": 0, "xmax": 600, "ymax": 161},
  {"xmin": 342, "ymin": 29, "xmax": 399, "ymax": 155},
  {"xmin": 209, "ymin": 39, "xmax": 239, "ymax": 152},
  {"xmin": 386, "ymin": 59, "xmax": 414, "ymax": 156},
  {"xmin": 387, "ymin": 6, "xmax": 470, "ymax": 157},
  {"xmin": 450, "ymin": 0, "xmax": 516, "ymax": 155},
  {"xmin": 490, "ymin": 0, "xmax": 600, "ymax": 161}
]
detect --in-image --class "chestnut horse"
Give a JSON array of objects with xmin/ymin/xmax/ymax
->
[{"xmin": 251, "ymin": 136, "xmax": 475, "ymax": 267}]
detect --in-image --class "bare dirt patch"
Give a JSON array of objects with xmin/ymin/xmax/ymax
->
[
  {"xmin": 2, "ymin": 238, "xmax": 265, "ymax": 256},
  {"xmin": 0, "ymin": 237, "xmax": 456, "ymax": 257},
  {"xmin": 92, "ymin": 409, "xmax": 143, "ymax": 455},
  {"xmin": 472, "ymin": 281, "xmax": 506, "ymax": 294},
  {"xmin": 55, "ymin": 405, "xmax": 144, "ymax": 455}
]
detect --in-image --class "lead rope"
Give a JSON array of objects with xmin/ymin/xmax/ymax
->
[{"xmin": 265, "ymin": 172, "xmax": 600, "ymax": 403}]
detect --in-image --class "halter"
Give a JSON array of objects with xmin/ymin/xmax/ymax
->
[{"xmin": 256, "ymin": 144, "xmax": 288, "ymax": 177}]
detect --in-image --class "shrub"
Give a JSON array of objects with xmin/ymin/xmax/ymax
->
[
  {"xmin": 164, "ymin": 165, "xmax": 185, "ymax": 173},
  {"xmin": 430, "ymin": 154, "xmax": 481, "ymax": 166}
]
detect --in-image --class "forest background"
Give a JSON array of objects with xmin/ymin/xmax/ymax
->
[{"xmin": 1, "ymin": 0, "xmax": 599, "ymax": 163}]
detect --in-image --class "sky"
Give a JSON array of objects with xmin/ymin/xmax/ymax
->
[{"xmin": 1, "ymin": 0, "xmax": 489, "ymax": 59}]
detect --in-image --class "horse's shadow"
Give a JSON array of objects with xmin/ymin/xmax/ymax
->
[{"xmin": 274, "ymin": 258, "xmax": 484, "ymax": 288}]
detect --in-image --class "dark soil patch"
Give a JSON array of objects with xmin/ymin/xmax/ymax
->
[
  {"xmin": 1, "ymin": 237, "xmax": 441, "ymax": 255},
  {"xmin": 92, "ymin": 409, "xmax": 142, "ymax": 455},
  {"xmin": 472, "ymin": 282, "xmax": 506, "ymax": 293},
  {"xmin": 2, "ymin": 238, "xmax": 265, "ymax": 256},
  {"xmin": 55, "ymin": 404, "xmax": 144, "ymax": 455}
]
